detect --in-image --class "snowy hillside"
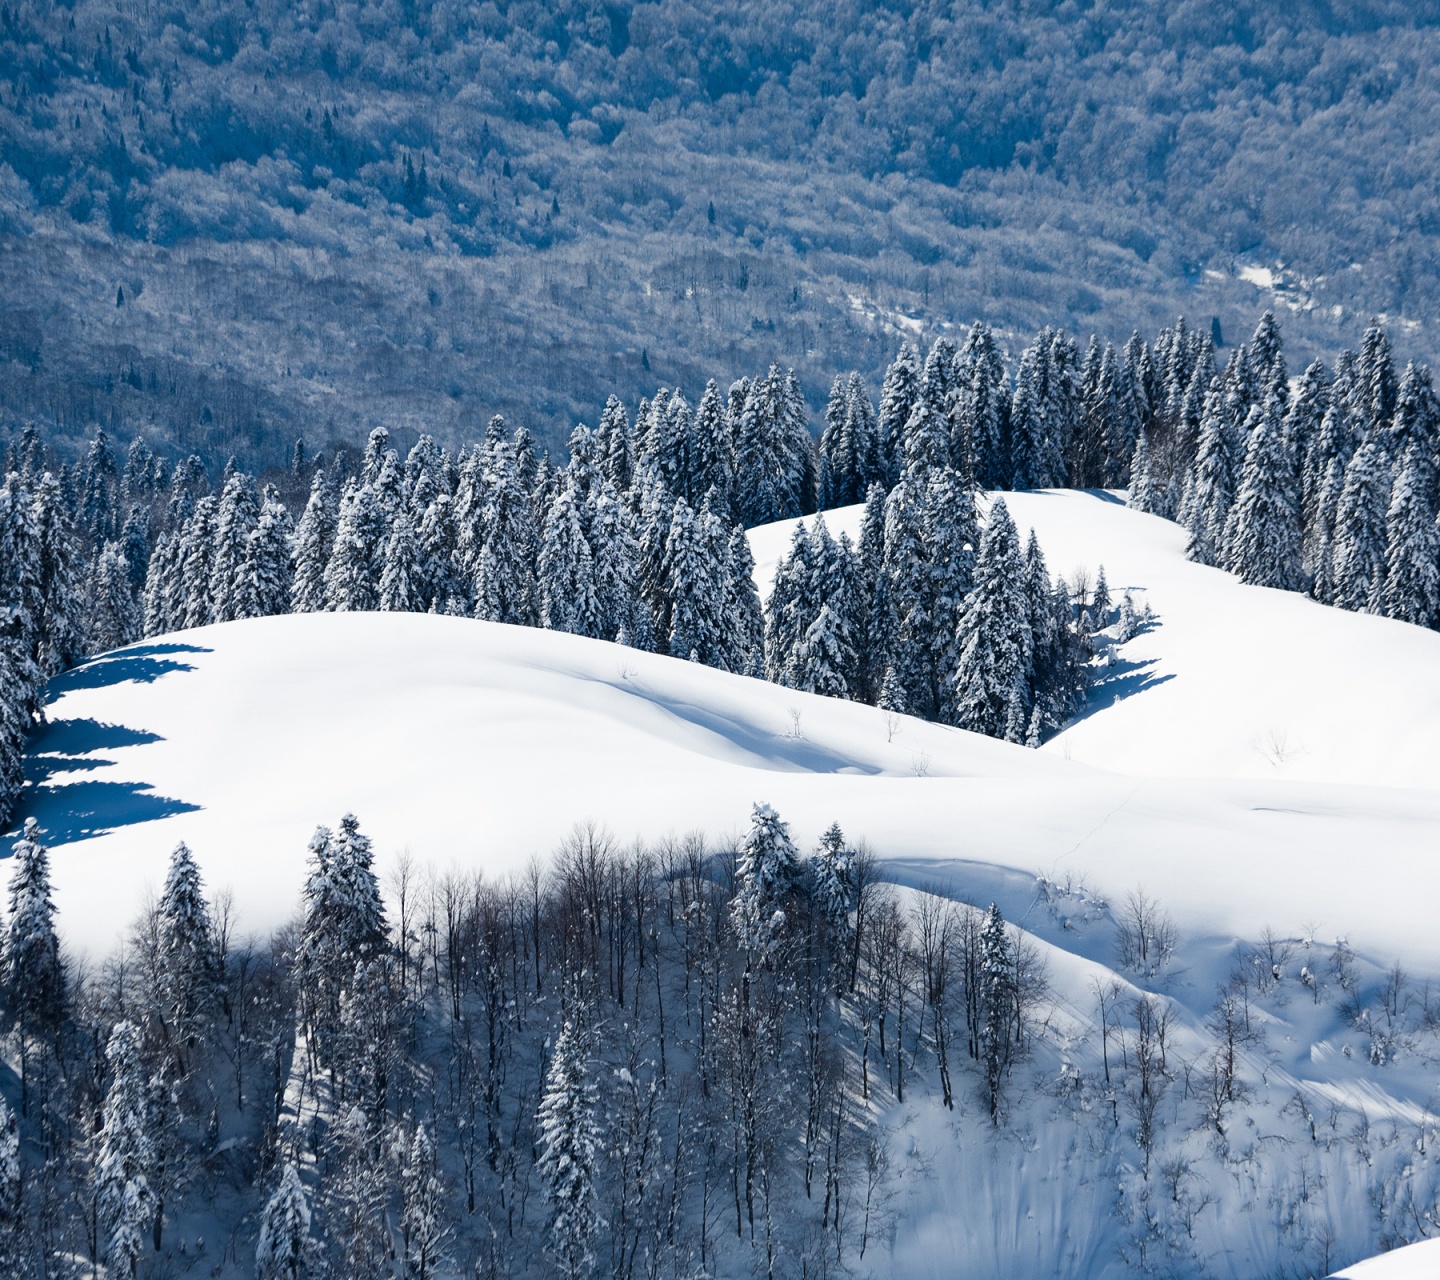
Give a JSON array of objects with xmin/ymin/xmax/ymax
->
[
  {"xmin": 750, "ymin": 488, "xmax": 1440, "ymax": 790},
  {"xmin": 18, "ymin": 502, "xmax": 1440, "ymax": 1276},
  {"xmin": 21, "ymin": 606, "xmax": 1440, "ymax": 968}
]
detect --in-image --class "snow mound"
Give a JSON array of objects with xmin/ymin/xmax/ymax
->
[
  {"xmin": 16, "ymin": 608, "xmax": 1440, "ymax": 970},
  {"xmin": 748, "ymin": 488, "xmax": 1440, "ymax": 789}
]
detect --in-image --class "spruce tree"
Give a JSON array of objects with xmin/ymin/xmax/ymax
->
[
  {"xmin": 1332, "ymin": 441, "xmax": 1392, "ymax": 614},
  {"xmin": 730, "ymin": 803, "xmax": 802, "ymax": 958},
  {"xmin": 473, "ymin": 445, "xmax": 538, "ymax": 626},
  {"xmin": 536, "ymin": 1015, "xmax": 601, "ymax": 1280},
  {"xmin": 666, "ymin": 498, "xmax": 727, "ymax": 665},
  {"xmin": 0, "ymin": 618, "xmax": 40, "ymax": 829},
  {"xmin": 1380, "ymin": 445, "xmax": 1440, "ymax": 627},
  {"xmin": 0, "ymin": 1095, "xmax": 20, "ymax": 1279},
  {"xmin": 208, "ymin": 472, "xmax": 261, "ymax": 622},
  {"xmin": 693, "ymin": 380, "xmax": 737, "ymax": 518},
  {"xmin": 1181, "ymin": 383, "xmax": 1234, "ymax": 567},
  {"xmin": 400, "ymin": 1123, "xmax": 446, "ymax": 1280},
  {"xmin": 255, "ymin": 1162, "xmax": 323, "ymax": 1280},
  {"xmin": 979, "ymin": 903, "xmax": 1013, "ymax": 1124},
  {"xmin": 1126, "ymin": 430, "xmax": 1163, "ymax": 515},
  {"xmin": 30, "ymin": 471, "xmax": 88, "ymax": 672},
  {"xmin": 1223, "ymin": 394, "xmax": 1302, "ymax": 590},
  {"xmin": 179, "ymin": 495, "xmax": 219, "ymax": 629},
  {"xmin": 812, "ymin": 822, "xmax": 856, "ymax": 968},
  {"xmin": 379, "ymin": 511, "xmax": 425, "ymax": 614},
  {"xmin": 290, "ymin": 471, "xmax": 338, "ymax": 614},
  {"xmin": 955, "ymin": 321, "xmax": 1009, "ymax": 487},
  {"xmin": 89, "ymin": 541, "xmax": 141, "ymax": 652},
  {"xmin": 538, "ymin": 488, "xmax": 602, "ymax": 638},
  {"xmin": 416, "ymin": 493, "xmax": 461, "ymax": 612},
  {"xmin": 324, "ymin": 480, "xmax": 385, "ymax": 612},
  {"xmin": 241, "ymin": 488, "xmax": 295, "ymax": 618},
  {"xmin": 94, "ymin": 1021, "xmax": 156, "ymax": 1280},
  {"xmin": 875, "ymin": 344, "xmax": 921, "ymax": 487},
  {"xmin": 724, "ymin": 524, "xmax": 765, "ymax": 677},
  {"xmin": 119, "ymin": 504, "xmax": 150, "ymax": 592},
  {"xmin": 599, "ymin": 395, "xmax": 634, "ymax": 491},
  {"xmin": 155, "ymin": 841, "xmax": 218, "ymax": 1053},
  {"xmin": 952, "ymin": 499, "xmax": 1032, "ymax": 738},
  {"xmin": 4, "ymin": 819, "xmax": 64, "ymax": 1043},
  {"xmin": 792, "ymin": 603, "xmax": 853, "ymax": 699}
]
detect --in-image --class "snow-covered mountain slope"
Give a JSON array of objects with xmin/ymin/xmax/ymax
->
[
  {"xmin": 17, "ymin": 607, "xmax": 1440, "ymax": 971},
  {"xmin": 749, "ymin": 489, "xmax": 1440, "ymax": 789}
]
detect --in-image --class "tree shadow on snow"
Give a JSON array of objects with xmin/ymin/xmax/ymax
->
[
  {"xmin": 13, "ymin": 779, "xmax": 200, "ymax": 848},
  {"xmin": 1071, "ymin": 653, "xmax": 1175, "ymax": 724},
  {"xmin": 46, "ymin": 642, "xmax": 211, "ymax": 695}
]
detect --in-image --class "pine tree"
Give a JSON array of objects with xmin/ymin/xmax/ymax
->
[
  {"xmin": 730, "ymin": 803, "xmax": 802, "ymax": 957},
  {"xmin": 1389, "ymin": 362, "xmax": 1440, "ymax": 470},
  {"xmin": 473, "ymin": 444, "xmax": 538, "ymax": 626},
  {"xmin": 119, "ymin": 504, "xmax": 150, "ymax": 592},
  {"xmin": 924, "ymin": 468, "xmax": 977, "ymax": 720},
  {"xmin": 240, "ymin": 488, "xmax": 295, "ymax": 618},
  {"xmin": 179, "ymin": 495, "xmax": 219, "ymax": 629},
  {"xmin": 1380, "ymin": 445, "xmax": 1440, "ymax": 627},
  {"xmin": 1357, "ymin": 323, "xmax": 1397, "ymax": 437},
  {"xmin": 155, "ymin": 841, "xmax": 218, "ymax": 1053},
  {"xmin": 955, "ymin": 321, "xmax": 1010, "ymax": 487},
  {"xmin": 538, "ymin": 488, "xmax": 602, "ymax": 638},
  {"xmin": 3, "ymin": 819, "xmax": 65, "ymax": 1043},
  {"xmin": 979, "ymin": 903, "xmax": 1013, "ymax": 1124},
  {"xmin": 879, "ymin": 479, "xmax": 932, "ymax": 716},
  {"xmin": 1333, "ymin": 441, "xmax": 1392, "ymax": 614},
  {"xmin": 764, "ymin": 520, "xmax": 820, "ymax": 684},
  {"xmin": 724, "ymin": 524, "xmax": 765, "ymax": 677},
  {"xmin": 952, "ymin": 500, "xmax": 1032, "ymax": 738},
  {"xmin": 30, "ymin": 471, "xmax": 88, "ymax": 672},
  {"xmin": 324, "ymin": 480, "xmax": 385, "ymax": 612},
  {"xmin": 1223, "ymin": 393, "xmax": 1302, "ymax": 590},
  {"xmin": 875, "ymin": 344, "xmax": 921, "ymax": 487},
  {"xmin": 811, "ymin": 822, "xmax": 856, "ymax": 968},
  {"xmin": 0, "ymin": 1095, "xmax": 21, "ymax": 1279},
  {"xmin": 416, "ymin": 493, "xmax": 461, "ymax": 612},
  {"xmin": 693, "ymin": 380, "xmax": 737, "ymax": 518},
  {"xmin": 792, "ymin": 603, "xmax": 853, "ymax": 699},
  {"xmin": 1126, "ymin": 429, "xmax": 1163, "ymax": 515},
  {"xmin": 1248, "ymin": 311, "xmax": 1287, "ymax": 401},
  {"xmin": 89, "ymin": 541, "xmax": 141, "ymax": 652},
  {"xmin": 208, "ymin": 472, "xmax": 261, "ymax": 622},
  {"xmin": 290, "ymin": 471, "xmax": 338, "ymax": 613},
  {"xmin": 0, "ymin": 621, "xmax": 41, "ymax": 832},
  {"xmin": 400, "ymin": 1124, "xmax": 446, "ymax": 1280},
  {"xmin": 599, "ymin": 395, "xmax": 634, "ymax": 491},
  {"xmin": 666, "ymin": 498, "xmax": 728, "ymax": 665},
  {"xmin": 379, "ymin": 511, "xmax": 425, "ymax": 613},
  {"xmin": 855, "ymin": 483, "xmax": 890, "ymax": 702},
  {"xmin": 536, "ymin": 1015, "xmax": 602, "ymax": 1280},
  {"xmin": 82, "ymin": 428, "xmax": 120, "ymax": 544},
  {"xmin": 1181, "ymin": 383, "xmax": 1234, "ymax": 567},
  {"xmin": 255, "ymin": 1162, "xmax": 323, "ymax": 1280},
  {"xmin": 94, "ymin": 1021, "xmax": 156, "ymax": 1280}
]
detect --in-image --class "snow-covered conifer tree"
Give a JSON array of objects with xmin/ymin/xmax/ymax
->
[
  {"xmin": 88, "ymin": 541, "xmax": 140, "ymax": 652},
  {"xmin": 179, "ymin": 495, "xmax": 219, "ymax": 629},
  {"xmin": 255, "ymin": 1162, "xmax": 323, "ymax": 1280},
  {"xmin": 30, "ymin": 471, "xmax": 87, "ymax": 673},
  {"xmin": 4, "ymin": 819, "xmax": 64, "ymax": 1043},
  {"xmin": 1380, "ymin": 445, "xmax": 1440, "ymax": 627},
  {"xmin": 155, "ymin": 841, "xmax": 218, "ymax": 1051},
  {"xmin": 239, "ymin": 488, "xmax": 294, "ymax": 618},
  {"xmin": 538, "ymin": 488, "xmax": 602, "ymax": 637},
  {"xmin": 724, "ymin": 524, "xmax": 765, "ymax": 677},
  {"xmin": 1223, "ymin": 395, "xmax": 1302, "ymax": 590},
  {"xmin": 379, "ymin": 511, "xmax": 425, "ymax": 613},
  {"xmin": 290, "ymin": 471, "xmax": 337, "ymax": 614},
  {"xmin": 730, "ymin": 803, "xmax": 802, "ymax": 957},
  {"xmin": 472, "ymin": 445, "xmax": 538, "ymax": 626},
  {"xmin": 979, "ymin": 903, "xmax": 1013, "ymax": 1124},
  {"xmin": 1181, "ymin": 383, "xmax": 1235, "ymax": 566},
  {"xmin": 875, "ymin": 344, "xmax": 921, "ymax": 487},
  {"xmin": 955, "ymin": 321, "xmax": 1009, "ymax": 487},
  {"xmin": 208, "ymin": 472, "xmax": 261, "ymax": 622},
  {"xmin": 952, "ymin": 500, "xmax": 1032, "ymax": 737},
  {"xmin": 324, "ymin": 480, "xmax": 385, "ymax": 612},
  {"xmin": 1126, "ymin": 429, "xmax": 1164, "ymax": 515},
  {"xmin": 0, "ymin": 1095, "xmax": 20, "ymax": 1278},
  {"xmin": 812, "ymin": 822, "xmax": 856, "ymax": 965},
  {"xmin": 94, "ymin": 1021, "xmax": 156, "ymax": 1280},
  {"xmin": 1332, "ymin": 441, "xmax": 1392, "ymax": 613},
  {"xmin": 401, "ymin": 1123, "xmax": 446, "ymax": 1280},
  {"xmin": 536, "ymin": 1016, "xmax": 601, "ymax": 1280}
]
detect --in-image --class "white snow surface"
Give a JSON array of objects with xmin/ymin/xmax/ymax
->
[
  {"xmin": 1334, "ymin": 1238, "xmax": 1440, "ymax": 1279},
  {"xmin": 18, "ymin": 488, "xmax": 1440, "ymax": 968},
  {"xmin": 749, "ymin": 489, "xmax": 1440, "ymax": 789}
]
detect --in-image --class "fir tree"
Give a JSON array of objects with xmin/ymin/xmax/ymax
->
[
  {"xmin": 155, "ymin": 841, "xmax": 218, "ymax": 1054},
  {"xmin": 979, "ymin": 903, "xmax": 1013, "ymax": 1124},
  {"xmin": 952, "ymin": 500, "xmax": 1032, "ymax": 738},
  {"xmin": 179, "ymin": 495, "xmax": 219, "ymax": 629},
  {"xmin": 94, "ymin": 1021, "xmax": 156, "ymax": 1280},
  {"xmin": 208, "ymin": 472, "xmax": 261, "ymax": 622},
  {"xmin": 30, "ymin": 471, "xmax": 88, "ymax": 672},
  {"xmin": 379, "ymin": 512, "xmax": 425, "ymax": 613},
  {"xmin": 241, "ymin": 488, "xmax": 295, "ymax": 618},
  {"xmin": 290, "ymin": 471, "xmax": 337, "ymax": 614},
  {"xmin": 538, "ymin": 488, "xmax": 602, "ymax": 638},
  {"xmin": 255, "ymin": 1161, "xmax": 323, "ymax": 1280},
  {"xmin": 1181, "ymin": 383, "xmax": 1234, "ymax": 567},
  {"xmin": 955, "ymin": 321, "xmax": 1010, "ymax": 487},
  {"xmin": 0, "ymin": 1095, "xmax": 21, "ymax": 1279},
  {"xmin": 3, "ymin": 819, "xmax": 65, "ymax": 1044},
  {"xmin": 724, "ymin": 524, "xmax": 765, "ymax": 677},
  {"xmin": 88, "ymin": 540, "xmax": 140, "ymax": 652},
  {"xmin": 0, "ymin": 616, "xmax": 41, "ymax": 829},
  {"xmin": 416, "ymin": 493, "xmax": 461, "ymax": 612},
  {"xmin": 1333, "ymin": 441, "xmax": 1392, "ymax": 614},
  {"xmin": 1126, "ymin": 429, "xmax": 1163, "ymax": 515},
  {"xmin": 1380, "ymin": 445, "xmax": 1440, "ymax": 627},
  {"xmin": 400, "ymin": 1123, "xmax": 447, "ymax": 1280},
  {"xmin": 811, "ymin": 822, "xmax": 856, "ymax": 968},
  {"xmin": 875, "ymin": 343, "xmax": 921, "ymax": 487},
  {"xmin": 792, "ymin": 602, "xmax": 853, "ymax": 699},
  {"xmin": 82, "ymin": 428, "xmax": 120, "ymax": 544},
  {"xmin": 730, "ymin": 803, "xmax": 802, "ymax": 957},
  {"xmin": 693, "ymin": 380, "xmax": 737, "ymax": 518},
  {"xmin": 324, "ymin": 480, "xmax": 385, "ymax": 612},
  {"xmin": 536, "ymin": 1015, "xmax": 602, "ymax": 1280},
  {"xmin": 119, "ymin": 504, "xmax": 150, "ymax": 592},
  {"xmin": 1223, "ymin": 394, "xmax": 1302, "ymax": 591},
  {"xmin": 472, "ymin": 445, "xmax": 538, "ymax": 626},
  {"xmin": 598, "ymin": 395, "xmax": 634, "ymax": 491},
  {"xmin": 666, "ymin": 498, "xmax": 728, "ymax": 665}
]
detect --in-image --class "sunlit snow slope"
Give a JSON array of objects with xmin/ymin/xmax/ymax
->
[
  {"xmin": 750, "ymin": 489, "xmax": 1440, "ymax": 788},
  {"xmin": 15, "ymin": 586, "xmax": 1440, "ymax": 967}
]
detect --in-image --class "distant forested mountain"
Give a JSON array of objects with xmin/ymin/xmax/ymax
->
[{"xmin": 2, "ymin": 0, "xmax": 1439, "ymax": 466}]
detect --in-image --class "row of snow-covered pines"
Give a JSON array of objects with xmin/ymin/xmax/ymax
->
[{"xmin": 0, "ymin": 803, "xmax": 1039, "ymax": 1279}]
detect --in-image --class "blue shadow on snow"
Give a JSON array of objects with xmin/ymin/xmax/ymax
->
[
  {"xmin": 45, "ymin": 642, "xmax": 211, "ymax": 695},
  {"xmin": 15, "ymin": 779, "xmax": 201, "ymax": 848}
]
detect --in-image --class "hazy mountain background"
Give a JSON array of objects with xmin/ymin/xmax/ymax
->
[{"xmin": 2, "ymin": 0, "xmax": 1438, "ymax": 466}]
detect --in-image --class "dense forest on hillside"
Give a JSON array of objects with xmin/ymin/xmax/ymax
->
[{"xmin": 3, "ymin": 0, "xmax": 1440, "ymax": 464}]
